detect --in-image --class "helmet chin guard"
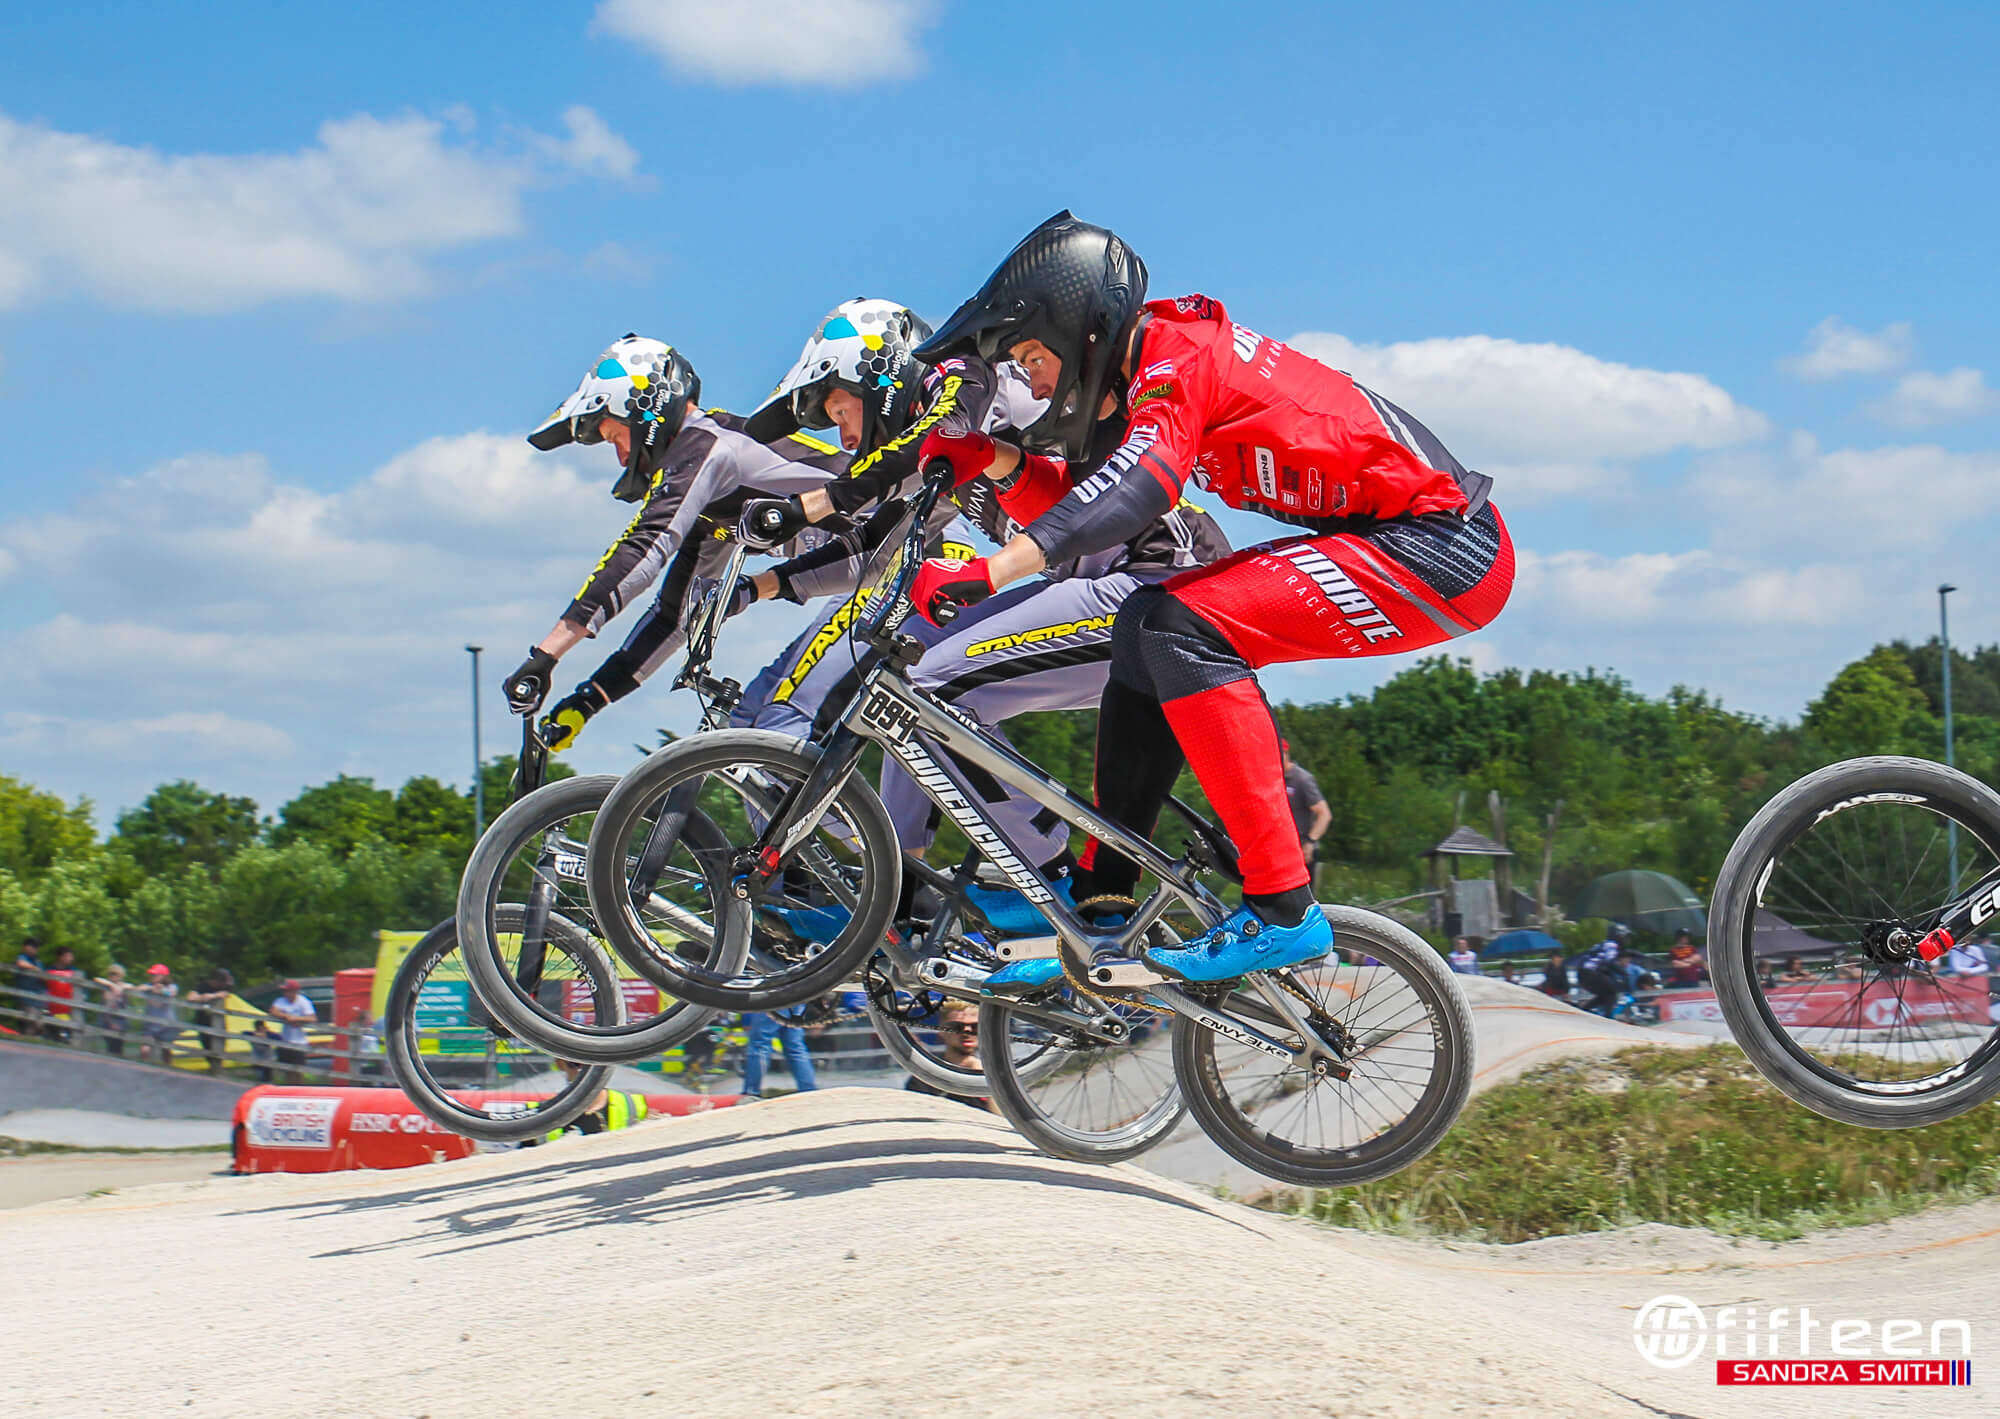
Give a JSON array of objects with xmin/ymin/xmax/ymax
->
[
  {"xmin": 528, "ymin": 334, "xmax": 702, "ymax": 501},
  {"xmin": 917, "ymin": 211, "xmax": 1147, "ymax": 460}
]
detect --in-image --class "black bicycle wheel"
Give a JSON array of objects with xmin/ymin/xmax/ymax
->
[
  {"xmin": 1173, "ymin": 906, "xmax": 1473, "ymax": 1188},
  {"xmin": 386, "ymin": 913, "xmax": 618, "ymax": 1143},
  {"xmin": 981, "ymin": 986, "xmax": 1185, "ymax": 1164},
  {"xmin": 458, "ymin": 774, "xmax": 734, "ymax": 1063},
  {"xmin": 585, "ymin": 730, "xmax": 901, "ymax": 1013},
  {"xmin": 1709, "ymin": 755, "xmax": 2000, "ymax": 1128}
]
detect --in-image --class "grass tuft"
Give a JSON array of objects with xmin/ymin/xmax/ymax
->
[{"xmin": 1284, "ymin": 1045, "xmax": 2000, "ymax": 1243}]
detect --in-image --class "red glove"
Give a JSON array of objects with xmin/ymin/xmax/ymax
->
[
  {"xmin": 911, "ymin": 556, "xmax": 995, "ymax": 626},
  {"xmin": 917, "ymin": 428, "xmax": 997, "ymax": 487}
]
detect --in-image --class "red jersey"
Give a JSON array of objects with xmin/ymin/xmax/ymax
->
[{"xmin": 1012, "ymin": 295, "xmax": 1477, "ymax": 566}]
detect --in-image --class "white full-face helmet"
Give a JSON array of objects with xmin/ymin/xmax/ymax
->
[
  {"xmin": 528, "ymin": 335, "xmax": 702, "ymax": 502},
  {"xmin": 746, "ymin": 299, "xmax": 932, "ymax": 453}
]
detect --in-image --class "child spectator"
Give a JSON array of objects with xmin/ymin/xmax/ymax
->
[
  {"xmin": 93, "ymin": 963, "xmax": 133, "ymax": 1056},
  {"xmin": 137, "ymin": 964, "xmax": 181, "ymax": 1066}
]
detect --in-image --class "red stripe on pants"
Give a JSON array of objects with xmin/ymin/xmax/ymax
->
[{"xmin": 1161, "ymin": 679, "xmax": 1308, "ymax": 896}]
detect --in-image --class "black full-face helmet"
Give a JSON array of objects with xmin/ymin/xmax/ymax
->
[
  {"xmin": 747, "ymin": 299, "xmax": 934, "ymax": 455},
  {"xmin": 527, "ymin": 335, "xmax": 703, "ymax": 502},
  {"xmin": 916, "ymin": 211, "xmax": 1148, "ymax": 459}
]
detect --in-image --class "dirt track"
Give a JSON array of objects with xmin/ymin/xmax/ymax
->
[{"xmin": 5, "ymin": 1087, "xmax": 1988, "ymax": 1418}]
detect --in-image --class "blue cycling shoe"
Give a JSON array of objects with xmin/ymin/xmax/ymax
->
[
  {"xmin": 767, "ymin": 901, "xmax": 851, "ymax": 943},
  {"xmin": 1143, "ymin": 905, "xmax": 1333, "ymax": 983},
  {"xmin": 965, "ymin": 874, "xmax": 1074, "ymax": 934},
  {"xmin": 981, "ymin": 958, "xmax": 1065, "ymax": 995}
]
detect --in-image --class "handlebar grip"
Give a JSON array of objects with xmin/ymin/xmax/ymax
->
[
  {"xmin": 921, "ymin": 456, "xmax": 956, "ymax": 486},
  {"xmin": 932, "ymin": 600, "xmax": 958, "ymax": 626}
]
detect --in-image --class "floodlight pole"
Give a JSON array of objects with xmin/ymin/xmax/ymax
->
[
  {"xmin": 1940, "ymin": 585, "xmax": 1958, "ymax": 886},
  {"xmin": 467, "ymin": 645, "xmax": 485, "ymax": 841}
]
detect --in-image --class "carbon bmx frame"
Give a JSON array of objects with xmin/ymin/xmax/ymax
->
[{"xmin": 760, "ymin": 654, "xmax": 1346, "ymax": 1070}]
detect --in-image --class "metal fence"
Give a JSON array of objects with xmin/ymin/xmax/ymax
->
[{"xmin": 0, "ymin": 968, "xmax": 899, "ymax": 1090}]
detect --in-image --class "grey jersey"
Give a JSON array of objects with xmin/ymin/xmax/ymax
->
[{"xmin": 563, "ymin": 409, "xmax": 841, "ymax": 635}]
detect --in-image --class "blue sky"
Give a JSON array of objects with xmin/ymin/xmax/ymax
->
[{"xmin": 3, "ymin": 0, "xmax": 1998, "ymax": 821}]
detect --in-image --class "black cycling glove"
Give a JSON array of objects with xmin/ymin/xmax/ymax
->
[{"xmin": 504, "ymin": 647, "xmax": 559, "ymax": 715}]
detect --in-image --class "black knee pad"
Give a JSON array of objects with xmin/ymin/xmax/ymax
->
[
  {"xmin": 1141, "ymin": 595, "xmax": 1253, "ymax": 703},
  {"xmin": 1109, "ymin": 585, "xmax": 1169, "ymax": 696}
]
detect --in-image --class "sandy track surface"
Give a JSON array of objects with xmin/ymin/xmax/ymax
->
[
  {"xmin": 5, "ymin": 1088, "xmax": 1987, "ymax": 1418},
  {"xmin": 0, "ymin": 1150, "xmax": 229, "ymax": 1209}
]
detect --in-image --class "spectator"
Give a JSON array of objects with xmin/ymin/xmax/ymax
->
[
  {"xmin": 1447, "ymin": 936, "xmax": 1480, "ymax": 975},
  {"xmin": 1279, "ymin": 739, "xmax": 1331, "ymax": 889},
  {"xmin": 1976, "ymin": 932, "xmax": 2000, "ymax": 974},
  {"xmin": 740, "ymin": 1003, "xmax": 818, "ymax": 1099},
  {"xmin": 249, "ymin": 1019, "xmax": 276, "ymax": 1083},
  {"xmin": 679, "ymin": 1018, "xmax": 722, "ymax": 1090},
  {"xmin": 184, "ymin": 968, "xmax": 235, "ymax": 1076},
  {"xmin": 1664, "ymin": 931, "xmax": 1707, "ymax": 988},
  {"xmin": 271, "ymin": 979, "xmax": 316, "ymax": 1085},
  {"xmin": 903, "ymin": 1001, "xmax": 993, "ymax": 1111},
  {"xmin": 12, "ymin": 936, "xmax": 44, "ymax": 1037},
  {"xmin": 1539, "ymin": 951, "xmax": 1570, "ymax": 998},
  {"xmin": 1573, "ymin": 929, "xmax": 1625, "ymax": 1016},
  {"xmin": 1943, "ymin": 935, "xmax": 1991, "ymax": 978},
  {"xmin": 43, "ymin": 946, "xmax": 81, "ymax": 1043},
  {"xmin": 1499, "ymin": 961, "xmax": 1517, "ymax": 985},
  {"xmin": 136, "ymin": 963, "xmax": 181, "ymax": 1066},
  {"xmin": 93, "ymin": 962, "xmax": 133, "ymax": 1056},
  {"xmin": 348, "ymin": 1009, "xmax": 385, "ymax": 1077}
]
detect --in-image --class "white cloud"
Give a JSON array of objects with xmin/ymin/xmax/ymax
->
[
  {"xmin": 1512, "ymin": 548, "xmax": 1863, "ymax": 628},
  {"xmin": 1287, "ymin": 331, "xmax": 1769, "ymax": 489},
  {"xmin": 526, "ymin": 106, "xmax": 640, "ymax": 181},
  {"xmin": 1865, "ymin": 367, "xmax": 2000, "ymax": 428},
  {"xmin": 0, "ymin": 106, "xmax": 637, "ymax": 312},
  {"xmin": 2, "ymin": 709, "xmax": 294, "ymax": 764},
  {"xmin": 1691, "ymin": 436, "xmax": 2000, "ymax": 553},
  {"xmin": 1781, "ymin": 316, "xmax": 1914, "ymax": 381},
  {"xmin": 593, "ymin": 0, "xmax": 936, "ymax": 85}
]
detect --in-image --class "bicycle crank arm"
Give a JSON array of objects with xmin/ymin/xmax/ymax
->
[
  {"xmin": 991, "ymin": 935, "xmax": 1060, "ymax": 962},
  {"xmin": 1145, "ymin": 983, "xmax": 1301, "ymax": 1063},
  {"xmin": 917, "ymin": 957, "xmax": 1001, "ymax": 994},
  {"xmin": 1087, "ymin": 957, "xmax": 1173, "ymax": 991}
]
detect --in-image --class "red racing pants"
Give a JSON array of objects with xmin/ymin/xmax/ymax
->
[{"xmin": 1080, "ymin": 506, "xmax": 1513, "ymax": 899}]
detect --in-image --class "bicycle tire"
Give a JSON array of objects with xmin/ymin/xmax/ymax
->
[
  {"xmin": 385, "ymin": 914, "xmax": 618, "ymax": 1143},
  {"xmin": 980, "ymin": 988, "xmax": 1187, "ymax": 1164},
  {"xmin": 585, "ymin": 730, "xmax": 902, "ymax": 1013},
  {"xmin": 1709, "ymin": 755, "xmax": 2000, "ymax": 1128},
  {"xmin": 457, "ymin": 774, "xmax": 732, "ymax": 1063},
  {"xmin": 1174, "ymin": 906, "xmax": 1474, "ymax": 1188}
]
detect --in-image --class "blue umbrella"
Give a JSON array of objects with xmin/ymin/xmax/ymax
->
[{"xmin": 1481, "ymin": 928, "xmax": 1563, "ymax": 959}]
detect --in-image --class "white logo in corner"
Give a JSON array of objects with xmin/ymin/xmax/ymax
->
[{"xmin": 1634, "ymin": 1295, "xmax": 1708, "ymax": 1369}]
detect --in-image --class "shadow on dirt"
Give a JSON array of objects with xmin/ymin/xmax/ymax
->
[{"xmin": 230, "ymin": 1113, "xmax": 1257, "ymax": 1256}]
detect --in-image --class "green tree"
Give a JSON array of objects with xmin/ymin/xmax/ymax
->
[
  {"xmin": 0, "ymin": 774, "xmax": 96, "ymax": 880},
  {"xmin": 108, "ymin": 867, "xmax": 220, "ymax": 975},
  {"xmin": 28, "ymin": 858, "xmax": 115, "ymax": 973},
  {"xmin": 112, "ymin": 780, "xmax": 261, "ymax": 878},
  {"xmin": 268, "ymin": 776, "xmax": 395, "ymax": 857},
  {"xmin": 210, "ymin": 841, "xmax": 361, "ymax": 980},
  {"xmin": 1802, "ymin": 647, "xmax": 1933, "ymax": 759},
  {"xmin": 387, "ymin": 775, "xmax": 474, "ymax": 862}
]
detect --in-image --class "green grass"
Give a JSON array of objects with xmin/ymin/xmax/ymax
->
[{"xmin": 1289, "ymin": 1045, "xmax": 2000, "ymax": 1243}]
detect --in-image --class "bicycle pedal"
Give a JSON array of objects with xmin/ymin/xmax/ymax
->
[{"xmin": 992, "ymin": 934, "xmax": 1060, "ymax": 962}]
